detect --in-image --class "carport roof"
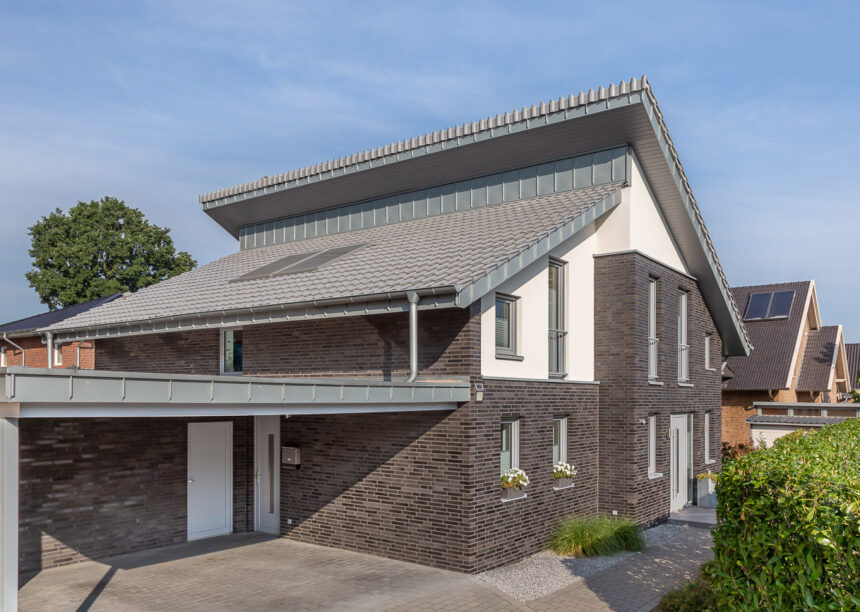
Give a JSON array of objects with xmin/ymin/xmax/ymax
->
[{"xmin": 0, "ymin": 367, "xmax": 470, "ymax": 418}]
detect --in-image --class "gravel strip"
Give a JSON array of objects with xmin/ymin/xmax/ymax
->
[{"xmin": 475, "ymin": 523, "xmax": 685, "ymax": 602}]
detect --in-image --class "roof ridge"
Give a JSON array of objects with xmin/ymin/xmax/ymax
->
[{"xmin": 198, "ymin": 76, "xmax": 649, "ymax": 204}]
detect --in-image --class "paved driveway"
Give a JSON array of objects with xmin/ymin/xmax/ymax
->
[{"xmin": 19, "ymin": 534, "xmax": 525, "ymax": 611}]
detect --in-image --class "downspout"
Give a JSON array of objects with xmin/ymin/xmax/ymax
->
[
  {"xmin": 1, "ymin": 334, "xmax": 27, "ymax": 367},
  {"xmin": 46, "ymin": 332, "xmax": 53, "ymax": 369},
  {"xmin": 406, "ymin": 291, "xmax": 419, "ymax": 383}
]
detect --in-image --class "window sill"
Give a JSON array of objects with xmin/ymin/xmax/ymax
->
[
  {"xmin": 705, "ymin": 459, "xmax": 716, "ymax": 465},
  {"xmin": 705, "ymin": 368, "xmax": 717, "ymax": 372},
  {"xmin": 648, "ymin": 472, "xmax": 663, "ymax": 480},
  {"xmin": 496, "ymin": 353, "xmax": 525, "ymax": 362},
  {"xmin": 553, "ymin": 484, "xmax": 574, "ymax": 491},
  {"xmin": 648, "ymin": 379, "xmax": 663, "ymax": 386},
  {"xmin": 677, "ymin": 382, "xmax": 694, "ymax": 388},
  {"xmin": 220, "ymin": 371, "xmax": 244, "ymax": 376},
  {"xmin": 500, "ymin": 492, "xmax": 527, "ymax": 503}
]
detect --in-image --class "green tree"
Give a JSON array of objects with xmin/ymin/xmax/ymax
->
[{"xmin": 26, "ymin": 197, "xmax": 196, "ymax": 309}]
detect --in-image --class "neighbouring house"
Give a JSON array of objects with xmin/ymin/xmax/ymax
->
[
  {"xmin": 0, "ymin": 76, "xmax": 751, "ymax": 608},
  {"xmin": 722, "ymin": 281, "xmax": 856, "ymax": 448},
  {"xmin": 847, "ymin": 343, "xmax": 860, "ymax": 394},
  {"xmin": 0, "ymin": 294, "xmax": 120, "ymax": 369}
]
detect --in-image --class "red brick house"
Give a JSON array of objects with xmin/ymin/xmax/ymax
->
[
  {"xmin": 722, "ymin": 281, "xmax": 855, "ymax": 447},
  {"xmin": 0, "ymin": 76, "xmax": 751, "ymax": 608},
  {"xmin": 0, "ymin": 294, "xmax": 120, "ymax": 370}
]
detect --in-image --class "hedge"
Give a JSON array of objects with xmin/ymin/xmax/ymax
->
[{"xmin": 707, "ymin": 419, "xmax": 860, "ymax": 610}]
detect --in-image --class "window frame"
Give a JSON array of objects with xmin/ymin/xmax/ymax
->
[
  {"xmin": 677, "ymin": 291, "xmax": 689, "ymax": 382},
  {"xmin": 53, "ymin": 344, "xmax": 63, "ymax": 367},
  {"xmin": 220, "ymin": 327, "xmax": 244, "ymax": 375},
  {"xmin": 552, "ymin": 416, "xmax": 568, "ymax": 465},
  {"xmin": 704, "ymin": 412, "xmax": 714, "ymax": 464},
  {"xmin": 648, "ymin": 414, "xmax": 660, "ymax": 478},
  {"xmin": 548, "ymin": 258, "xmax": 567, "ymax": 377},
  {"xmin": 500, "ymin": 419, "xmax": 520, "ymax": 474},
  {"xmin": 494, "ymin": 293, "xmax": 520, "ymax": 359},
  {"xmin": 648, "ymin": 278, "xmax": 659, "ymax": 380},
  {"xmin": 0, "ymin": 347, "xmax": 6, "ymax": 368},
  {"xmin": 704, "ymin": 334, "xmax": 713, "ymax": 370}
]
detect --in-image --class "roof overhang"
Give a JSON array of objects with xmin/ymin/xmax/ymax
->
[
  {"xmin": 0, "ymin": 367, "xmax": 470, "ymax": 418},
  {"xmin": 198, "ymin": 79, "xmax": 750, "ymax": 356}
]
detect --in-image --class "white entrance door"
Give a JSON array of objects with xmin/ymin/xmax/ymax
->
[
  {"xmin": 187, "ymin": 422, "xmax": 233, "ymax": 540},
  {"xmin": 255, "ymin": 415, "xmax": 280, "ymax": 534},
  {"xmin": 669, "ymin": 414, "xmax": 690, "ymax": 512}
]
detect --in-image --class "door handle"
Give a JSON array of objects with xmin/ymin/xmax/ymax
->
[
  {"xmin": 256, "ymin": 471, "xmax": 262, "ymax": 483},
  {"xmin": 188, "ymin": 479, "xmax": 195, "ymax": 484}
]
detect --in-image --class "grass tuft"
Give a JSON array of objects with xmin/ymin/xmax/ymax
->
[
  {"xmin": 657, "ymin": 563, "xmax": 718, "ymax": 611},
  {"xmin": 548, "ymin": 515, "xmax": 645, "ymax": 557}
]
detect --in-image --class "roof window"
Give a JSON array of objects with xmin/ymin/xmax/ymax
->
[
  {"xmin": 231, "ymin": 244, "xmax": 366, "ymax": 283},
  {"xmin": 744, "ymin": 290, "xmax": 794, "ymax": 320}
]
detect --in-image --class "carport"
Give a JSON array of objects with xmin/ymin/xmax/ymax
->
[{"xmin": 0, "ymin": 366, "xmax": 469, "ymax": 610}]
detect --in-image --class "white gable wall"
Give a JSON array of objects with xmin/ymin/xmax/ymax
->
[{"xmin": 479, "ymin": 153, "xmax": 689, "ymax": 381}]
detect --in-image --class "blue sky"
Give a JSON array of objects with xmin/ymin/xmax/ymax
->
[{"xmin": 1, "ymin": 1, "xmax": 858, "ymax": 340}]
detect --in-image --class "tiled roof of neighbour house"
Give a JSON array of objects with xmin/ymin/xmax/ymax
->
[
  {"xmin": 195, "ymin": 75, "xmax": 751, "ymax": 355},
  {"xmin": 43, "ymin": 183, "xmax": 623, "ymax": 339},
  {"xmin": 796, "ymin": 326, "xmax": 841, "ymax": 392},
  {"xmin": 0, "ymin": 293, "xmax": 121, "ymax": 336},
  {"xmin": 847, "ymin": 343, "xmax": 860, "ymax": 390},
  {"xmin": 724, "ymin": 281, "xmax": 812, "ymax": 391},
  {"xmin": 746, "ymin": 414, "xmax": 850, "ymax": 427}
]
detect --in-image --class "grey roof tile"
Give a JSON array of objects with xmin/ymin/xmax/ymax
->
[
  {"xmin": 796, "ymin": 326, "xmax": 839, "ymax": 392},
  {"xmin": 746, "ymin": 414, "xmax": 850, "ymax": 426},
  {"xmin": 44, "ymin": 183, "xmax": 622, "ymax": 333},
  {"xmin": 0, "ymin": 293, "xmax": 122, "ymax": 335},
  {"xmin": 724, "ymin": 281, "xmax": 811, "ymax": 391},
  {"xmin": 846, "ymin": 343, "xmax": 860, "ymax": 390}
]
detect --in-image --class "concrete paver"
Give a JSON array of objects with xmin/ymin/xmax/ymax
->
[{"xmin": 19, "ymin": 526, "xmax": 712, "ymax": 611}]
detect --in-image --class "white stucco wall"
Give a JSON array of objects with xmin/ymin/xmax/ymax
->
[
  {"xmin": 750, "ymin": 424, "xmax": 810, "ymax": 448},
  {"xmin": 479, "ymin": 152, "xmax": 689, "ymax": 381}
]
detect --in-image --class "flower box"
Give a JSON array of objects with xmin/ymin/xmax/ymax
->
[
  {"xmin": 502, "ymin": 487, "xmax": 526, "ymax": 501},
  {"xmin": 554, "ymin": 477, "xmax": 574, "ymax": 489}
]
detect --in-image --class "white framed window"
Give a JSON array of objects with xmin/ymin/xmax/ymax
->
[
  {"xmin": 53, "ymin": 344, "xmax": 63, "ymax": 367},
  {"xmin": 495, "ymin": 294, "xmax": 519, "ymax": 358},
  {"xmin": 548, "ymin": 259, "xmax": 567, "ymax": 377},
  {"xmin": 648, "ymin": 278, "xmax": 658, "ymax": 379},
  {"xmin": 220, "ymin": 328, "xmax": 244, "ymax": 374},
  {"xmin": 677, "ymin": 291, "xmax": 689, "ymax": 382},
  {"xmin": 500, "ymin": 419, "xmax": 520, "ymax": 473},
  {"xmin": 704, "ymin": 334, "xmax": 712, "ymax": 370},
  {"xmin": 0, "ymin": 347, "xmax": 6, "ymax": 368},
  {"xmin": 648, "ymin": 414, "xmax": 660, "ymax": 477},
  {"xmin": 704, "ymin": 412, "xmax": 714, "ymax": 464},
  {"xmin": 552, "ymin": 417, "xmax": 568, "ymax": 465}
]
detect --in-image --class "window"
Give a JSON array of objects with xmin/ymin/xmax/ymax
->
[
  {"xmin": 744, "ymin": 290, "xmax": 795, "ymax": 320},
  {"xmin": 500, "ymin": 419, "xmax": 520, "ymax": 473},
  {"xmin": 648, "ymin": 279, "xmax": 658, "ymax": 379},
  {"xmin": 552, "ymin": 417, "xmax": 568, "ymax": 465},
  {"xmin": 704, "ymin": 412, "xmax": 713, "ymax": 463},
  {"xmin": 495, "ymin": 294, "xmax": 518, "ymax": 358},
  {"xmin": 221, "ymin": 329, "xmax": 243, "ymax": 374},
  {"xmin": 648, "ymin": 415, "xmax": 658, "ymax": 476},
  {"xmin": 0, "ymin": 347, "xmax": 6, "ymax": 368},
  {"xmin": 677, "ymin": 292, "xmax": 689, "ymax": 382},
  {"xmin": 548, "ymin": 260, "xmax": 567, "ymax": 376},
  {"xmin": 704, "ymin": 334, "xmax": 712, "ymax": 370},
  {"xmin": 53, "ymin": 344, "xmax": 63, "ymax": 367}
]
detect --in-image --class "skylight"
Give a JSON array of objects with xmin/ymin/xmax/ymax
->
[
  {"xmin": 231, "ymin": 244, "xmax": 366, "ymax": 283},
  {"xmin": 744, "ymin": 290, "xmax": 795, "ymax": 320}
]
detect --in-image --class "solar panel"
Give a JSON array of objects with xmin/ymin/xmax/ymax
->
[
  {"xmin": 767, "ymin": 291, "xmax": 794, "ymax": 318},
  {"xmin": 273, "ymin": 244, "xmax": 367, "ymax": 276},
  {"xmin": 745, "ymin": 293, "xmax": 771, "ymax": 320},
  {"xmin": 230, "ymin": 252, "xmax": 318, "ymax": 282}
]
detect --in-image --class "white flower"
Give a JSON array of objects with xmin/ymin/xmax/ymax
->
[
  {"xmin": 553, "ymin": 462, "xmax": 577, "ymax": 478},
  {"xmin": 501, "ymin": 468, "xmax": 530, "ymax": 489}
]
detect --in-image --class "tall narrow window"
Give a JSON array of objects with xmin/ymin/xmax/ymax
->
[
  {"xmin": 677, "ymin": 292, "xmax": 689, "ymax": 382},
  {"xmin": 648, "ymin": 279, "xmax": 658, "ymax": 379},
  {"xmin": 552, "ymin": 417, "xmax": 568, "ymax": 464},
  {"xmin": 500, "ymin": 419, "xmax": 520, "ymax": 473},
  {"xmin": 704, "ymin": 334, "xmax": 712, "ymax": 370},
  {"xmin": 548, "ymin": 259, "xmax": 567, "ymax": 376},
  {"xmin": 648, "ymin": 415, "xmax": 657, "ymax": 476},
  {"xmin": 704, "ymin": 412, "xmax": 712, "ymax": 463},
  {"xmin": 53, "ymin": 344, "xmax": 63, "ymax": 367},
  {"xmin": 0, "ymin": 347, "xmax": 6, "ymax": 368},
  {"xmin": 495, "ymin": 294, "xmax": 518, "ymax": 358},
  {"xmin": 221, "ymin": 329, "xmax": 244, "ymax": 374}
]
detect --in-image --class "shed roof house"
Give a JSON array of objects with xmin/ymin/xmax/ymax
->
[
  {"xmin": 0, "ymin": 76, "xmax": 749, "ymax": 608},
  {"xmin": 722, "ymin": 280, "xmax": 855, "ymax": 447}
]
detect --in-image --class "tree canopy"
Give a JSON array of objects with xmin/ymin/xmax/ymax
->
[{"xmin": 26, "ymin": 197, "xmax": 196, "ymax": 309}]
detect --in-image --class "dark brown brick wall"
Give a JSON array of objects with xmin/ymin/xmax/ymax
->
[
  {"xmin": 97, "ymin": 330, "xmax": 220, "ymax": 374},
  {"xmin": 279, "ymin": 378, "xmax": 599, "ymax": 573},
  {"xmin": 18, "ymin": 417, "xmax": 253, "ymax": 574},
  {"xmin": 595, "ymin": 252, "xmax": 723, "ymax": 524}
]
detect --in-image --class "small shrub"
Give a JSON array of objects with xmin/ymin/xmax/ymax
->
[
  {"xmin": 721, "ymin": 440, "xmax": 754, "ymax": 461},
  {"xmin": 548, "ymin": 515, "xmax": 644, "ymax": 557},
  {"xmin": 711, "ymin": 420, "xmax": 860, "ymax": 610},
  {"xmin": 657, "ymin": 562, "xmax": 719, "ymax": 611},
  {"xmin": 500, "ymin": 468, "xmax": 529, "ymax": 490}
]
